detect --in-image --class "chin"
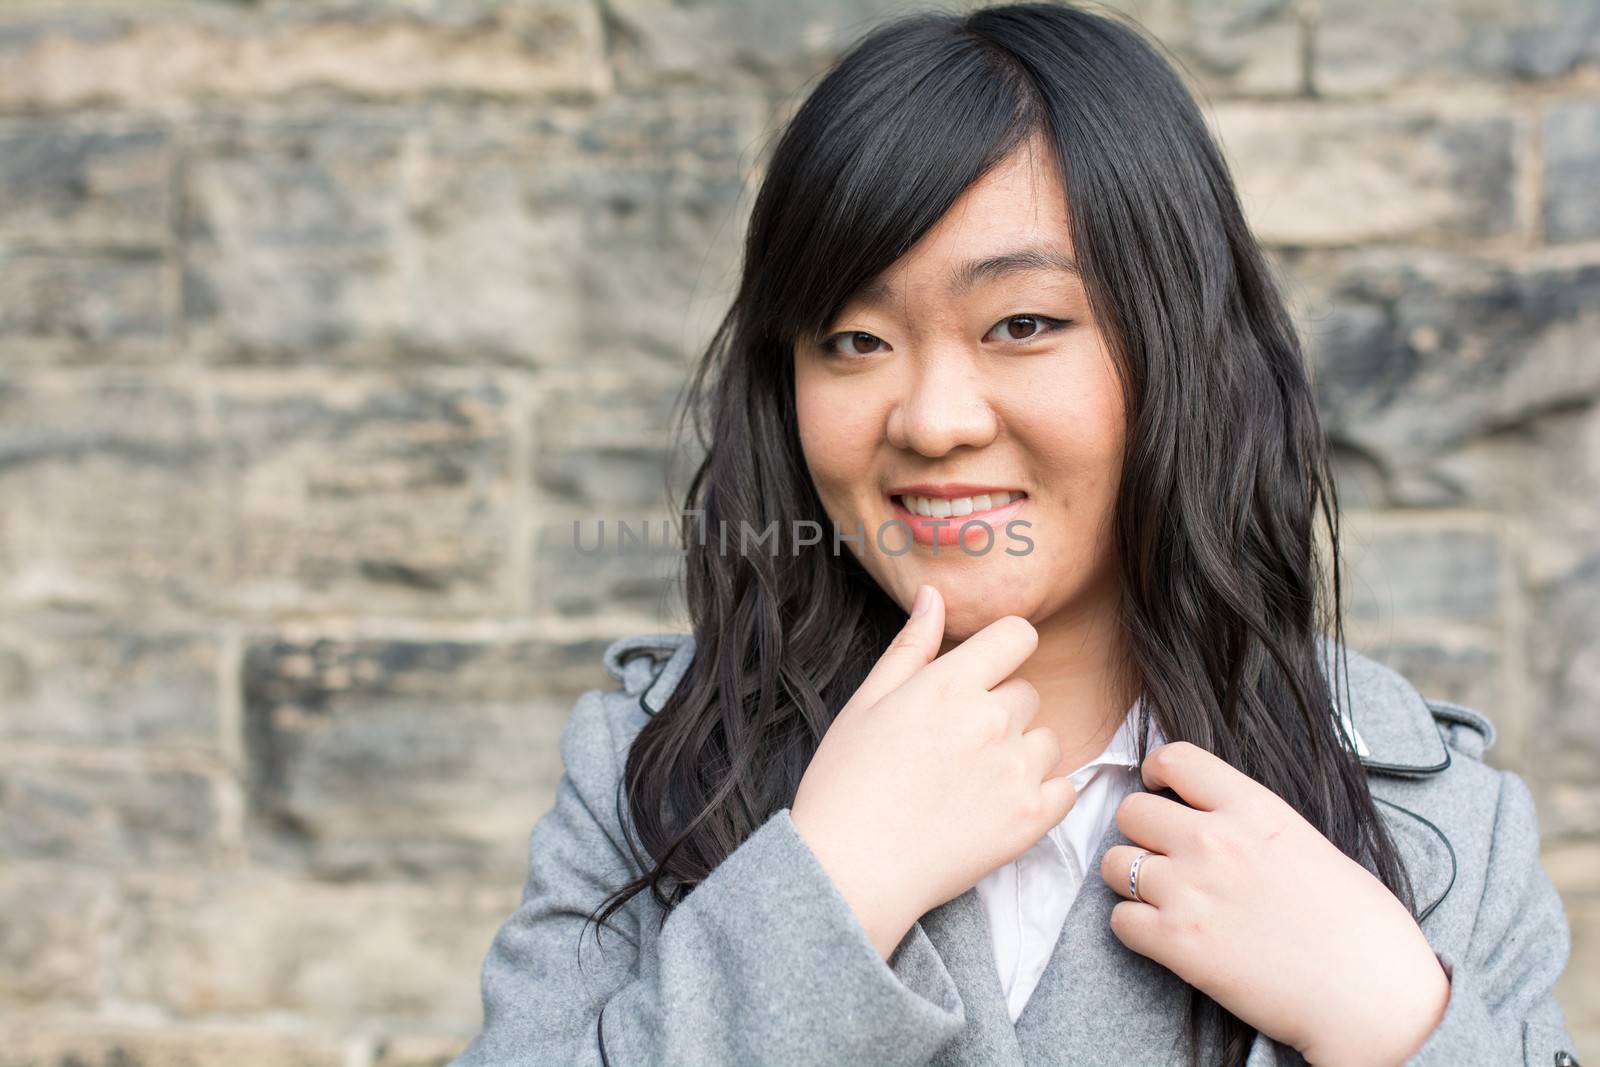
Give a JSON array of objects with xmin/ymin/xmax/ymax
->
[{"xmin": 934, "ymin": 589, "xmax": 1040, "ymax": 640}]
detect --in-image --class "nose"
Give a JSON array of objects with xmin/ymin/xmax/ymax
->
[{"xmin": 885, "ymin": 349, "xmax": 1000, "ymax": 456}]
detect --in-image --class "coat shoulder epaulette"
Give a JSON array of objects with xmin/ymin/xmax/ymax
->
[
  {"xmin": 601, "ymin": 632, "xmax": 696, "ymax": 714},
  {"xmin": 1424, "ymin": 697, "xmax": 1497, "ymax": 761}
]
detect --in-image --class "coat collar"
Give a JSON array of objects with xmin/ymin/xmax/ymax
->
[{"xmin": 1314, "ymin": 634, "xmax": 1452, "ymax": 777}]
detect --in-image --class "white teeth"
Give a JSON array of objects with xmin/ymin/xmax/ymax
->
[{"xmin": 897, "ymin": 491, "xmax": 1022, "ymax": 516}]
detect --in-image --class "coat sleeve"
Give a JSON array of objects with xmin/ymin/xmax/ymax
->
[
  {"xmin": 1403, "ymin": 768, "xmax": 1580, "ymax": 1066},
  {"xmin": 450, "ymin": 687, "xmax": 967, "ymax": 1067}
]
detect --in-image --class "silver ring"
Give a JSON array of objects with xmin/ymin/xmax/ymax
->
[{"xmin": 1128, "ymin": 849, "xmax": 1151, "ymax": 902}]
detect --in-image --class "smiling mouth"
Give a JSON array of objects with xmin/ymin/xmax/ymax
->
[{"xmin": 889, "ymin": 489, "xmax": 1028, "ymax": 518}]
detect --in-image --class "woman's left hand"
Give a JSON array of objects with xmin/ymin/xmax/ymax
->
[{"xmin": 1099, "ymin": 740, "xmax": 1451, "ymax": 1067}]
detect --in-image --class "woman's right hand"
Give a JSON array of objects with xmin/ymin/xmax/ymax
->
[{"xmin": 789, "ymin": 583, "xmax": 1078, "ymax": 960}]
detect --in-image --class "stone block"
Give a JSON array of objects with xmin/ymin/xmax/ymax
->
[
  {"xmin": 1543, "ymin": 99, "xmax": 1600, "ymax": 244},
  {"xmin": 0, "ymin": 763, "xmax": 216, "ymax": 867},
  {"xmin": 1421, "ymin": 399, "xmax": 1600, "ymax": 531},
  {"xmin": 411, "ymin": 94, "xmax": 755, "ymax": 370},
  {"xmin": 117, "ymin": 875, "xmax": 517, "ymax": 1023},
  {"xmin": 241, "ymin": 633, "xmax": 611, "ymax": 881},
  {"xmin": 1337, "ymin": 518, "xmax": 1503, "ymax": 626},
  {"xmin": 1557, "ymin": 895, "xmax": 1600, "ymax": 1056},
  {"xmin": 1287, "ymin": 250, "xmax": 1600, "ymax": 462},
  {"xmin": 0, "ymin": 620, "xmax": 218, "ymax": 747},
  {"xmin": 179, "ymin": 114, "xmax": 415, "ymax": 361},
  {"xmin": 1211, "ymin": 104, "xmax": 1517, "ymax": 245},
  {"xmin": 0, "ymin": 3, "xmax": 606, "ymax": 112},
  {"xmin": 215, "ymin": 375, "xmax": 515, "ymax": 617},
  {"xmin": 182, "ymin": 97, "xmax": 755, "ymax": 368},
  {"xmin": 1348, "ymin": 637, "xmax": 1504, "ymax": 722},
  {"xmin": 0, "ymin": 1022, "xmax": 345, "ymax": 1067},
  {"xmin": 1524, "ymin": 551, "xmax": 1600, "ymax": 787},
  {"xmin": 533, "ymin": 370, "xmax": 701, "ymax": 510},
  {"xmin": 1314, "ymin": 0, "xmax": 1600, "ymax": 94},
  {"xmin": 533, "ymin": 512, "xmax": 690, "ymax": 619},
  {"xmin": 602, "ymin": 0, "xmax": 923, "ymax": 92},
  {"xmin": 0, "ymin": 122, "xmax": 170, "ymax": 247},
  {"xmin": 1179, "ymin": 0, "xmax": 1303, "ymax": 96},
  {"xmin": 0, "ymin": 378, "xmax": 220, "ymax": 612},
  {"xmin": 0, "ymin": 865, "xmax": 111, "ymax": 1004},
  {"xmin": 373, "ymin": 1035, "xmax": 472, "ymax": 1067},
  {"xmin": 0, "ymin": 249, "xmax": 167, "ymax": 359}
]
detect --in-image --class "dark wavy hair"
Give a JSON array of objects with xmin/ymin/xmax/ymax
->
[{"xmin": 583, "ymin": 3, "xmax": 1418, "ymax": 1064}]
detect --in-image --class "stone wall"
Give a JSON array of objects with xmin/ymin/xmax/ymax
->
[{"xmin": 0, "ymin": 0, "xmax": 1595, "ymax": 1063}]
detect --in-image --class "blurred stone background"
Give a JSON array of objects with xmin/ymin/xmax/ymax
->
[{"xmin": 0, "ymin": 0, "xmax": 1595, "ymax": 1063}]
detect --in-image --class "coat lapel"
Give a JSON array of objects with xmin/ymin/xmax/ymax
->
[
  {"xmin": 917, "ymin": 888, "xmax": 1026, "ymax": 1065},
  {"xmin": 913, "ymin": 805, "xmax": 1198, "ymax": 1066}
]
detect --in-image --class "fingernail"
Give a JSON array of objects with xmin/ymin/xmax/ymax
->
[{"xmin": 911, "ymin": 584, "xmax": 931, "ymax": 618}]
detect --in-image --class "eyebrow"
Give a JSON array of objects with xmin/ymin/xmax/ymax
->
[{"xmin": 849, "ymin": 245, "xmax": 1081, "ymax": 307}]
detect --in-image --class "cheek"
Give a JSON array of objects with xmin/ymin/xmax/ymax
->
[
  {"xmin": 1008, "ymin": 346, "xmax": 1126, "ymax": 491},
  {"xmin": 794, "ymin": 374, "xmax": 881, "ymax": 493}
]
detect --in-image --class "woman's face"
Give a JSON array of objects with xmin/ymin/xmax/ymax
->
[{"xmin": 792, "ymin": 137, "xmax": 1127, "ymax": 642}]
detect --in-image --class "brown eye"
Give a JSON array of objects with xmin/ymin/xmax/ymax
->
[
  {"xmin": 988, "ymin": 314, "xmax": 1070, "ymax": 344},
  {"xmin": 818, "ymin": 330, "xmax": 887, "ymax": 360}
]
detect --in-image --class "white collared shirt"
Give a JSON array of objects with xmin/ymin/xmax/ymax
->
[
  {"xmin": 977, "ymin": 696, "xmax": 1371, "ymax": 1023},
  {"xmin": 975, "ymin": 695, "xmax": 1166, "ymax": 1022}
]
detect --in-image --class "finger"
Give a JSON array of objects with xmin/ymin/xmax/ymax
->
[
  {"xmin": 1017, "ymin": 721, "xmax": 1062, "ymax": 782},
  {"xmin": 987, "ymin": 675, "xmax": 1040, "ymax": 737},
  {"xmin": 1035, "ymin": 765, "xmax": 1078, "ymax": 824},
  {"xmin": 926, "ymin": 613, "xmax": 1038, "ymax": 693},
  {"xmin": 1108, "ymin": 898, "xmax": 1162, "ymax": 961},
  {"xmin": 847, "ymin": 583, "xmax": 947, "ymax": 713},
  {"xmin": 1113, "ymin": 787, "xmax": 1207, "ymax": 855},
  {"xmin": 1137, "ymin": 740, "xmax": 1252, "ymax": 813},
  {"xmin": 1100, "ymin": 844, "xmax": 1173, "ymax": 906}
]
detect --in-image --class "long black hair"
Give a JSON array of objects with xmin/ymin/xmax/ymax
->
[{"xmin": 585, "ymin": 4, "xmax": 1416, "ymax": 1064}]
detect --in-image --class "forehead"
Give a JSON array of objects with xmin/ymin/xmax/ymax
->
[
  {"xmin": 850, "ymin": 245, "xmax": 1080, "ymax": 308},
  {"xmin": 846, "ymin": 139, "xmax": 1077, "ymax": 308}
]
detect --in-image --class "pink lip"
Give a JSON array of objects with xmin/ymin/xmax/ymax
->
[
  {"xmin": 887, "ymin": 492, "xmax": 1028, "ymax": 548},
  {"xmin": 887, "ymin": 482, "xmax": 1027, "ymax": 499}
]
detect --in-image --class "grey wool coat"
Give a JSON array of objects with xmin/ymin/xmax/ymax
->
[{"xmin": 452, "ymin": 632, "xmax": 1582, "ymax": 1067}]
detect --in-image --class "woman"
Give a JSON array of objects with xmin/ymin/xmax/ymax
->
[{"xmin": 454, "ymin": 3, "xmax": 1580, "ymax": 1065}]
